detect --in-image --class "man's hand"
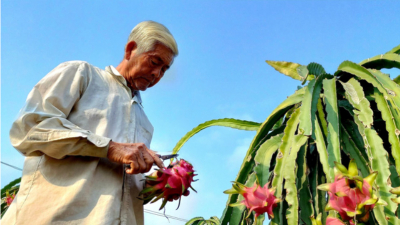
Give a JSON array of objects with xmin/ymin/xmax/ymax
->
[{"xmin": 107, "ymin": 141, "xmax": 165, "ymax": 174}]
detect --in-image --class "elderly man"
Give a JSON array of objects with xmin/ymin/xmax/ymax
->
[{"xmin": 2, "ymin": 21, "xmax": 178, "ymax": 225}]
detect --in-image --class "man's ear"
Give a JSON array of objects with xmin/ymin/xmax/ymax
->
[{"xmin": 124, "ymin": 41, "xmax": 137, "ymax": 60}]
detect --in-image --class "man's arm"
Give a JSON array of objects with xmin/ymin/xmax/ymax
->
[{"xmin": 10, "ymin": 62, "xmax": 112, "ymax": 159}]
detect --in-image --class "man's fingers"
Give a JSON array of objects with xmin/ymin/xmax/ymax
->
[
  {"xmin": 126, "ymin": 162, "xmax": 134, "ymax": 174},
  {"xmin": 136, "ymin": 152, "xmax": 147, "ymax": 173},
  {"xmin": 147, "ymin": 149, "xmax": 165, "ymax": 168},
  {"xmin": 142, "ymin": 151, "xmax": 155, "ymax": 172}
]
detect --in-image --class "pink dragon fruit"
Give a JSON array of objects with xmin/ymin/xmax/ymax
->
[
  {"xmin": 311, "ymin": 213, "xmax": 359, "ymax": 225},
  {"xmin": 2, "ymin": 190, "xmax": 16, "ymax": 208},
  {"xmin": 140, "ymin": 159, "xmax": 197, "ymax": 209},
  {"xmin": 326, "ymin": 217, "xmax": 357, "ymax": 225},
  {"xmin": 224, "ymin": 181, "xmax": 280, "ymax": 221},
  {"xmin": 318, "ymin": 159, "xmax": 386, "ymax": 222}
]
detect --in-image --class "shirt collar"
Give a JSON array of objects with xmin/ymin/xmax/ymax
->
[{"xmin": 106, "ymin": 65, "xmax": 143, "ymax": 105}]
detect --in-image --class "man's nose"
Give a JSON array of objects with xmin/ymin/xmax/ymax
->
[{"xmin": 153, "ymin": 68, "xmax": 163, "ymax": 79}]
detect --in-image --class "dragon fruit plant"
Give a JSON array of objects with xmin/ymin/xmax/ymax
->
[
  {"xmin": 139, "ymin": 159, "xmax": 197, "ymax": 210},
  {"xmin": 4, "ymin": 191, "xmax": 16, "ymax": 206},
  {"xmin": 177, "ymin": 44, "xmax": 400, "ymax": 225},
  {"xmin": 1, "ymin": 177, "xmax": 20, "ymax": 218}
]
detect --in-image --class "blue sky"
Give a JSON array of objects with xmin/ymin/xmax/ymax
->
[{"xmin": 2, "ymin": 1, "xmax": 400, "ymax": 224}]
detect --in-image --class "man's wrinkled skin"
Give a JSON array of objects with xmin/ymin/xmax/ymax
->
[{"xmin": 107, "ymin": 41, "xmax": 174, "ymax": 174}]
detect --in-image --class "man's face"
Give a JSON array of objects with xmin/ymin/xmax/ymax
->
[{"xmin": 125, "ymin": 43, "xmax": 174, "ymax": 91}]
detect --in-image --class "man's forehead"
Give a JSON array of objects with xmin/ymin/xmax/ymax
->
[{"xmin": 148, "ymin": 46, "xmax": 174, "ymax": 65}]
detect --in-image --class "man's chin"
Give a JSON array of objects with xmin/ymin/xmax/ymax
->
[{"xmin": 136, "ymin": 85, "xmax": 149, "ymax": 92}]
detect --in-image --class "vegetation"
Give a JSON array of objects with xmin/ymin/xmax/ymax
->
[{"xmin": 182, "ymin": 44, "xmax": 400, "ymax": 224}]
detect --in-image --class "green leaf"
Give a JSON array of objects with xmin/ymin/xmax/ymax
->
[
  {"xmin": 185, "ymin": 217, "xmax": 205, "ymax": 225},
  {"xmin": 374, "ymin": 88, "xmax": 400, "ymax": 178},
  {"xmin": 323, "ymin": 78, "xmax": 341, "ymax": 177},
  {"xmin": 296, "ymin": 144, "xmax": 314, "ymax": 225},
  {"xmin": 368, "ymin": 69, "xmax": 400, "ymax": 126},
  {"xmin": 208, "ymin": 216, "xmax": 221, "ymax": 224},
  {"xmin": 254, "ymin": 133, "xmax": 284, "ymax": 187},
  {"xmin": 386, "ymin": 44, "xmax": 400, "ymax": 55},
  {"xmin": 313, "ymin": 118, "xmax": 332, "ymax": 181},
  {"xmin": 299, "ymin": 74, "xmax": 330, "ymax": 136},
  {"xmin": 340, "ymin": 78, "xmax": 374, "ymax": 128},
  {"xmin": 297, "ymin": 65, "xmax": 309, "ymax": 84},
  {"xmin": 360, "ymin": 53, "xmax": 400, "ymax": 70},
  {"xmin": 309, "ymin": 156, "xmax": 327, "ymax": 224},
  {"xmin": 337, "ymin": 60, "xmax": 400, "ymax": 114},
  {"xmin": 221, "ymin": 88, "xmax": 305, "ymax": 224},
  {"xmin": 172, "ymin": 118, "xmax": 261, "ymax": 154},
  {"xmin": 393, "ymin": 75, "xmax": 400, "ymax": 85},
  {"xmin": 266, "ymin": 60, "xmax": 304, "ymax": 81},
  {"xmin": 366, "ymin": 128, "xmax": 399, "ymax": 224},
  {"xmin": 283, "ymin": 135, "xmax": 309, "ymax": 225},
  {"xmin": 273, "ymin": 117, "xmax": 284, "ymax": 130},
  {"xmin": 270, "ymin": 108, "xmax": 301, "ymax": 225},
  {"xmin": 316, "ymin": 98, "xmax": 328, "ymax": 138},
  {"xmin": 307, "ymin": 62, "xmax": 326, "ymax": 76},
  {"xmin": 340, "ymin": 124, "xmax": 370, "ymax": 177},
  {"xmin": 337, "ymin": 61, "xmax": 387, "ymax": 95},
  {"xmin": 389, "ymin": 165, "xmax": 400, "ymax": 218},
  {"xmin": 369, "ymin": 69, "xmax": 400, "ymax": 99},
  {"xmin": 272, "ymin": 108, "xmax": 301, "ymax": 194}
]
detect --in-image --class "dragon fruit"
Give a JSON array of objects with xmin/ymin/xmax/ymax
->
[
  {"xmin": 326, "ymin": 217, "xmax": 357, "ymax": 225},
  {"xmin": 140, "ymin": 159, "xmax": 197, "ymax": 210},
  {"xmin": 224, "ymin": 181, "xmax": 280, "ymax": 221},
  {"xmin": 310, "ymin": 213, "xmax": 358, "ymax": 225},
  {"xmin": 1, "ymin": 190, "xmax": 15, "ymax": 207},
  {"xmin": 317, "ymin": 159, "xmax": 386, "ymax": 222}
]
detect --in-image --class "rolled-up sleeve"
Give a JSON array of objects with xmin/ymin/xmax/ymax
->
[{"xmin": 10, "ymin": 61, "xmax": 111, "ymax": 159}]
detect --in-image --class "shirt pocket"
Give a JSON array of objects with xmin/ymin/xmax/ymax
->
[{"xmin": 136, "ymin": 125, "xmax": 152, "ymax": 147}]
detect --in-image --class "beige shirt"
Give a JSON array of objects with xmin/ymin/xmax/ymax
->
[{"xmin": 2, "ymin": 61, "xmax": 154, "ymax": 225}]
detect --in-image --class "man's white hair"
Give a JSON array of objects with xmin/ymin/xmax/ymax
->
[{"xmin": 128, "ymin": 21, "xmax": 178, "ymax": 56}]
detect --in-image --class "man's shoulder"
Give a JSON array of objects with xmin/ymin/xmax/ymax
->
[
  {"xmin": 53, "ymin": 61, "xmax": 107, "ymax": 79},
  {"xmin": 58, "ymin": 60, "xmax": 102, "ymax": 71}
]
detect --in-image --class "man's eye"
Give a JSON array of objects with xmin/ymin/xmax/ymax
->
[{"xmin": 151, "ymin": 60, "xmax": 158, "ymax": 66}]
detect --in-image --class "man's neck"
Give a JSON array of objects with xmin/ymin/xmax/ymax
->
[{"xmin": 115, "ymin": 62, "xmax": 135, "ymax": 97}]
